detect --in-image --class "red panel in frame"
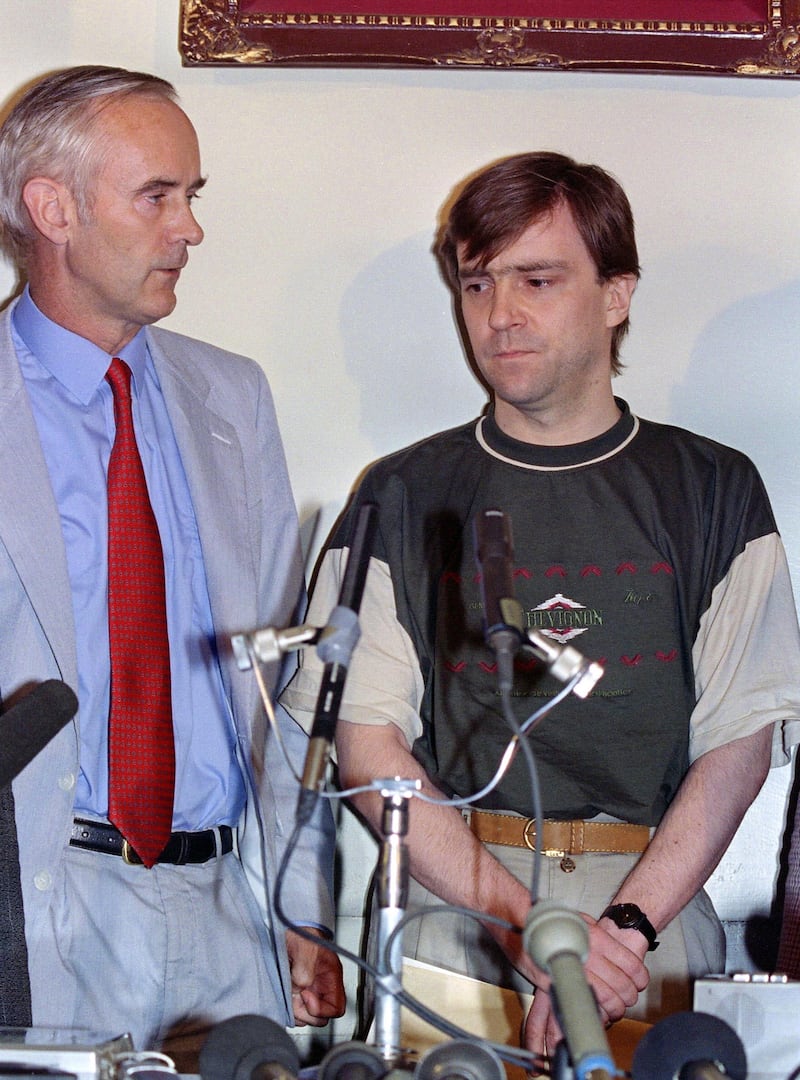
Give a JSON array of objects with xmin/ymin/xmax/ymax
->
[
  {"xmin": 180, "ymin": 0, "xmax": 800, "ymax": 74},
  {"xmin": 239, "ymin": 1, "xmax": 764, "ymax": 15}
]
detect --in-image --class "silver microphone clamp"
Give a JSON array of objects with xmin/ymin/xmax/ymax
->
[
  {"xmin": 231, "ymin": 608, "xmax": 362, "ymax": 673},
  {"xmin": 524, "ymin": 629, "xmax": 604, "ymax": 699},
  {"xmin": 232, "ymin": 623, "xmax": 320, "ymax": 670}
]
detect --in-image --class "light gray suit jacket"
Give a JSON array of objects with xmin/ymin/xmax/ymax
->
[{"xmin": 0, "ymin": 301, "xmax": 335, "ymax": 1024}]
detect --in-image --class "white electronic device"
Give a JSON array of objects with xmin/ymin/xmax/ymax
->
[{"xmin": 693, "ymin": 973, "xmax": 800, "ymax": 1080}]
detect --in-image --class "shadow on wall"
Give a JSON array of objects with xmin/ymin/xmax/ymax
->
[
  {"xmin": 339, "ymin": 231, "xmax": 487, "ymax": 458},
  {"xmin": 671, "ymin": 277, "xmax": 800, "ymax": 584},
  {"xmin": 671, "ymin": 277, "xmax": 800, "ymax": 972}
]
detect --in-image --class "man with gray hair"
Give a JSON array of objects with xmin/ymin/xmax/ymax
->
[{"xmin": 0, "ymin": 65, "xmax": 343, "ymax": 1060}]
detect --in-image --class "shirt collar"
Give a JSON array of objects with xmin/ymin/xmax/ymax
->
[
  {"xmin": 478, "ymin": 398, "xmax": 637, "ymax": 470},
  {"xmin": 12, "ymin": 286, "xmax": 148, "ymax": 405}
]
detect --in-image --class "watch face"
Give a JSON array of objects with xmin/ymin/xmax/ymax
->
[
  {"xmin": 617, "ymin": 904, "xmax": 642, "ymax": 928},
  {"xmin": 603, "ymin": 903, "xmax": 658, "ymax": 951}
]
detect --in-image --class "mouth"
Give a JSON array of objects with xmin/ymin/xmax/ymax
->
[
  {"xmin": 490, "ymin": 334, "xmax": 545, "ymax": 357},
  {"xmin": 157, "ymin": 255, "xmax": 188, "ymax": 275},
  {"xmin": 492, "ymin": 348, "xmax": 537, "ymax": 361}
]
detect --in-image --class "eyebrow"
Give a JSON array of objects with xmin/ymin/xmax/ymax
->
[
  {"xmin": 458, "ymin": 259, "xmax": 570, "ymax": 281},
  {"xmin": 134, "ymin": 175, "xmax": 208, "ymax": 196}
]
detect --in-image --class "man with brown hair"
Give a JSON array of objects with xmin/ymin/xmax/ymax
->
[{"xmin": 284, "ymin": 152, "xmax": 800, "ymax": 1058}]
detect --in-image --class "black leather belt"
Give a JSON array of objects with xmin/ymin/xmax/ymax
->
[{"xmin": 70, "ymin": 818, "xmax": 234, "ymax": 866}]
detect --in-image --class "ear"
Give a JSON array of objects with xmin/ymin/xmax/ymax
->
[
  {"xmin": 21, "ymin": 176, "xmax": 76, "ymax": 247},
  {"xmin": 605, "ymin": 273, "xmax": 637, "ymax": 329}
]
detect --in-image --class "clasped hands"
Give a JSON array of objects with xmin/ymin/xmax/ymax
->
[{"xmin": 522, "ymin": 912, "xmax": 650, "ymax": 1059}]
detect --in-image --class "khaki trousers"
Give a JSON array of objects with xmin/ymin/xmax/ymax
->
[{"xmin": 391, "ymin": 842, "xmax": 725, "ymax": 1024}]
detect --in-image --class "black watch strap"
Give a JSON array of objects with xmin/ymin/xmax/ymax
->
[{"xmin": 601, "ymin": 903, "xmax": 660, "ymax": 951}]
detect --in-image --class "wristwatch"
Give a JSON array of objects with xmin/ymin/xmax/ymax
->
[{"xmin": 600, "ymin": 903, "xmax": 660, "ymax": 951}]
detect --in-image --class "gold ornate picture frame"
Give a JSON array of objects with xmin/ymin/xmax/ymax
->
[{"xmin": 180, "ymin": 0, "xmax": 800, "ymax": 74}]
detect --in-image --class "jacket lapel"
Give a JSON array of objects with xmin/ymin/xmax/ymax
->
[{"xmin": 146, "ymin": 330, "xmax": 256, "ymax": 726}]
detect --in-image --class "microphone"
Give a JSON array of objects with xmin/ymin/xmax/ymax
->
[
  {"xmin": 474, "ymin": 508, "xmax": 524, "ymax": 662},
  {"xmin": 318, "ymin": 1041, "xmax": 386, "ymax": 1080},
  {"xmin": 414, "ymin": 1040, "xmax": 505, "ymax": 1080},
  {"xmin": 631, "ymin": 1010, "xmax": 747, "ymax": 1080},
  {"xmin": 199, "ymin": 1014, "xmax": 299, "ymax": 1080},
  {"xmin": 296, "ymin": 501, "xmax": 378, "ymax": 821},
  {"xmin": 523, "ymin": 901, "xmax": 615, "ymax": 1080},
  {"xmin": 473, "ymin": 509, "xmax": 603, "ymax": 698},
  {"xmin": 0, "ymin": 680, "xmax": 78, "ymax": 788}
]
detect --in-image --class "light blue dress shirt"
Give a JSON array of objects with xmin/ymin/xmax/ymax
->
[{"xmin": 13, "ymin": 287, "xmax": 246, "ymax": 829}]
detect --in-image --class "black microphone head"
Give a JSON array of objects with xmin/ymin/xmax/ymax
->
[
  {"xmin": 0, "ymin": 679, "xmax": 78, "ymax": 788},
  {"xmin": 319, "ymin": 1040, "xmax": 386, "ymax": 1080},
  {"xmin": 414, "ymin": 1041, "xmax": 505, "ymax": 1080},
  {"xmin": 474, "ymin": 509, "xmax": 513, "ymax": 560},
  {"xmin": 473, "ymin": 509, "xmax": 523, "ymax": 648},
  {"xmin": 631, "ymin": 1011, "xmax": 747, "ymax": 1080},
  {"xmin": 199, "ymin": 1014, "xmax": 299, "ymax": 1080}
]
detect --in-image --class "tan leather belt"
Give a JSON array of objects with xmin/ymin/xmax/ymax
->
[{"xmin": 466, "ymin": 809, "xmax": 651, "ymax": 856}]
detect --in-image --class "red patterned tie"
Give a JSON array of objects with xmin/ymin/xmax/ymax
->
[{"xmin": 105, "ymin": 358, "xmax": 174, "ymax": 868}]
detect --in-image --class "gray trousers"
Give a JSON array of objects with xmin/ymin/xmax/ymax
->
[{"xmin": 28, "ymin": 840, "xmax": 280, "ymax": 1072}]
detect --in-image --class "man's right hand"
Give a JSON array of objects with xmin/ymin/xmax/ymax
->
[{"xmin": 521, "ymin": 912, "xmax": 649, "ymax": 1058}]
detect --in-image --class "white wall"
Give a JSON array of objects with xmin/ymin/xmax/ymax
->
[{"xmin": 2, "ymin": 0, "xmax": 799, "ymax": 1014}]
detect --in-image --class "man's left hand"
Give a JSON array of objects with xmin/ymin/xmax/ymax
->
[{"xmin": 286, "ymin": 928, "xmax": 346, "ymax": 1026}]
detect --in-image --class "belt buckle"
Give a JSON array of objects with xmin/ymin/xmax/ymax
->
[
  {"xmin": 523, "ymin": 818, "xmax": 565, "ymax": 857},
  {"xmin": 121, "ymin": 839, "xmax": 140, "ymax": 866},
  {"xmin": 522, "ymin": 818, "xmax": 536, "ymax": 851}
]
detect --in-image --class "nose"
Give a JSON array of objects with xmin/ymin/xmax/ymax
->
[
  {"xmin": 169, "ymin": 201, "xmax": 204, "ymax": 248},
  {"xmin": 487, "ymin": 280, "xmax": 523, "ymax": 331},
  {"xmin": 182, "ymin": 205, "xmax": 204, "ymax": 247}
]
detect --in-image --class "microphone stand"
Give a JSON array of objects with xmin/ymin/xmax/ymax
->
[{"xmin": 372, "ymin": 777, "xmax": 421, "ymax": 1066}]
